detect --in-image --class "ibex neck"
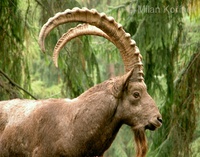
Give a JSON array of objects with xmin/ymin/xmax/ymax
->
[{"xmin": 68, "ymin": 91, "xmax": 121, "ymax": 156}]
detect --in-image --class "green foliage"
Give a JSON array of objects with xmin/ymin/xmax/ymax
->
[
  {"xmin": 0, "ymin": 0, "xmax": 31, "ymax": 100},
  {"xmin": 191, "ymin": 137, "xmax": 200, "ymax": 157},
  {"xmin": 31, "ymin": 80, "xmax": 62, "ymax": 98},
  {"xmin": 105, "ymin": 125, "xmax": 135, "ymax": 157}
]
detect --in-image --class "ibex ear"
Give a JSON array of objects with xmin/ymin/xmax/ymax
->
[{"xmin": 111, "ymin": 68, "xmax": 134, "ymax": 98}]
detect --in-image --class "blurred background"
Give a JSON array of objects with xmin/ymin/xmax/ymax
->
[{"xmin": 0, "ymin": 0, "xmax": 199, "ymax": 156}]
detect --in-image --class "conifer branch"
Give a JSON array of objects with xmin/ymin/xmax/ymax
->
[{"xmin": 0, "ymin": 69, "xmax": 37, "ymax": 100}]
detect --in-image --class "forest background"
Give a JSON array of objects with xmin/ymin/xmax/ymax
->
[{"xmin": 0, "ymin": 0, "xmax": 199, "ymax": 156}]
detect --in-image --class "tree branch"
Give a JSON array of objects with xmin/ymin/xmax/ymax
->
[{"xmin": 0, "ymin": 69, "xmax": 37, "ymax": 100}]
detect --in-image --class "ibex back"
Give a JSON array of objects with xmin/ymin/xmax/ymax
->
[{"xmin": 0, "ymin": 8, "xmax": 162, "ymax": 157}]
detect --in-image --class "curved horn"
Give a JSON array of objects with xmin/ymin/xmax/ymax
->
[
  {"xmin": 53, "ymin": 24, "xmax": 115, "ymax": 67},
  {"xmin": 39, "ymin": 7, "xmax": 143, "ymax": 80}
]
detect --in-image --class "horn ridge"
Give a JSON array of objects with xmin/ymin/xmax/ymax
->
[
  {"xmin": 53, "ymin": 24, "xmax": 142, "ymax": 72},
  {"xmin": 39, "ymin": 7, "xmax": 143, "ymax": 78},
  {"xmin": 53, "ymin": 24, "xmax": 114, "ymax": 67}
]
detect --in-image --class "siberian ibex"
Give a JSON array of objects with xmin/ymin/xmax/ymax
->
[{"xmin": 0, "ymin": 8, "xmax": 162, "ymax": 157}]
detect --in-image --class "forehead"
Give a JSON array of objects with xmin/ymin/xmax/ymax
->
[{"xmin": 127, "ymin": 81, "xmax": 147, "ymax": 91}]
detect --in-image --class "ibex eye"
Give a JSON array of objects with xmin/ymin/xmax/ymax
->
[{"xmin": 133, "ymin": 92, "xmax": 140, "ymax": 98}]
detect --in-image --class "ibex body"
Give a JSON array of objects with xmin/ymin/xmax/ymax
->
[
  {"xmin": 0, "ymin": 8, "xmax": 162, "ymax": 157},
  {"xmin": 0, "ymin": 74, "xmax": 161, "ymax": 157}
]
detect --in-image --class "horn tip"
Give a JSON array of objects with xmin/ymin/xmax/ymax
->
[
  {"xmin": 53, "ymin": 57, "xmax": 59, "ymax": 68},
  {"xmin": 38, "ymin": 40, "xmax": 46, "ymax": 53}
]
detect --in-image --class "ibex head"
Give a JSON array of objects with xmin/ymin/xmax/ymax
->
[{"xmin": 38, "ymin": 7, "xmax": 162, "ymax": 157}]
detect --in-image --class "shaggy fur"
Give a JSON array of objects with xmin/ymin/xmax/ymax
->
[
  {"xmin": 133, "ymin": 129, "xmax": 148, "ymax": 157},
  {"xmin": 0, "ymin": 70, "xmax": 162, "ymax": 156}
]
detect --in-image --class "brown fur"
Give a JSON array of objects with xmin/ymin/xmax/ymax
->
[
  {"xmin": 0, "ymin": 69, "xmax": 162, "ymax": 157},
  {"xmin": 133, "ymin": 129, "xmax": 148, "ymax": 157}
]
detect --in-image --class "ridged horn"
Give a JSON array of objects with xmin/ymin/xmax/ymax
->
[
  {"xmin": 53, "ymin": 24, "xmax": 114, "ymax": 67},
  {"xmin": 39, "ymin": 7, "xmax": 143, "ymax": 80}
]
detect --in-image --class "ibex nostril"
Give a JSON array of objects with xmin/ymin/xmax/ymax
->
[{"xmin": 157, "ymin": 117, "xmax": 163, "ymax": 123}]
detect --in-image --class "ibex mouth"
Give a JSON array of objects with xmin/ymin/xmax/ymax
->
[
  {"xmin": 145, "ymin": 118, "xmax": 162, "ymax": 131},
  {"xmin": 145, "ymin": 123, "xmax": 157, "ymax": 131}
]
